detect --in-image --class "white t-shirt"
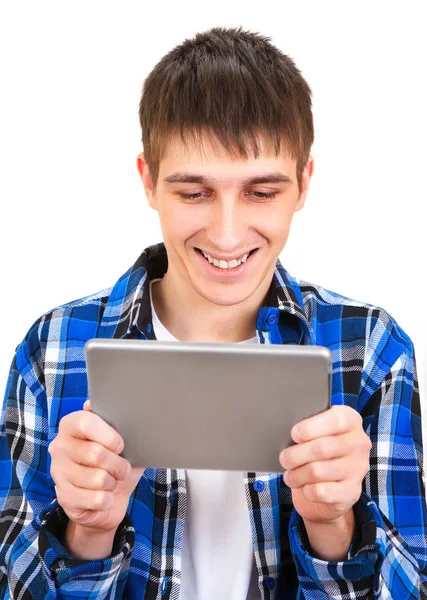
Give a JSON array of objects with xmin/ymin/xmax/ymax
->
[{"xmin": 150, "ymin": 281, "xmax": 260, "ymax": 599}]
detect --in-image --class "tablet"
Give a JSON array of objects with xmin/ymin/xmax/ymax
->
[{"xmin": 85, "ymin": 339, "xmax": 332, "ymax": 473}]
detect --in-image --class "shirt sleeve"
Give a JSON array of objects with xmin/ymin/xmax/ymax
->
[
  {"xmin": 0, "ymin": 341, "xmax": 134, "ymax": 599},
  {"xmin": 288, "ymin": 327, "xmax": 427, "ymax": 599}
]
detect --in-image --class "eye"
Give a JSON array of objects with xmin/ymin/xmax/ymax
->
[
  {"xmin": 178, "ymin": 192, "xmax": 211, "ymax": 200},
  {"xmin": 178, "ymin": 191, "xmax": 277, "ymax": 200},
  {"xmin": 248, "ymin": 191, "xmax": 277, "ymax": 200}
]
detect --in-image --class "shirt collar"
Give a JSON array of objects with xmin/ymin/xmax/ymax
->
[{"xmin": 97, "ymin": 242, "xmax": 314, "ymax": 344}]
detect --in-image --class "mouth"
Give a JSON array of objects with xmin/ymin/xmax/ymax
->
[{"xmin": 195, "ymin": 247, "xmax": 259, "ymax": 271}]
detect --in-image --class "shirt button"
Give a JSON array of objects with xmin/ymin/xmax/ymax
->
[
  {"xmin": 267, "ymin": 313, "xmax": 277, "ymax": 325},
  {"xmin": 265, "ymin": 577, "xmax": 275, "ymax": 590},
  {"xmin": 253, "ymin": 480, "xmax": 265, "ymax": 492},
  {"xmin": 160, "ymin": 576, "xmax": 168, "ymax": 595}
]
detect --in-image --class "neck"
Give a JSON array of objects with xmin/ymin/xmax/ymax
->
[{"xmin": 151, "ymin": 271, "xmax": 273, "ymax": 343}]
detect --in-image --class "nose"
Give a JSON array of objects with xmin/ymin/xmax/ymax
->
[{"xmin": 208, "ymin": 196, "xmax": 246, "ymax": 253}]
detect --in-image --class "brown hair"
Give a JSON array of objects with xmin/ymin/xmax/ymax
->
[{"xmin": 138, "ymin": 26, "xmax": 314, "ymax": 192}]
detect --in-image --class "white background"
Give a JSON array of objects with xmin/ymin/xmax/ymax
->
[{"xmin": 1, "ymin": 2, "xmax": 426, "ymax": 438}]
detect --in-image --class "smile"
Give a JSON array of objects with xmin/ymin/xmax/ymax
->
[{"xmin": 196, "ymin": 248, "xmax": 258, "ymax": 270}]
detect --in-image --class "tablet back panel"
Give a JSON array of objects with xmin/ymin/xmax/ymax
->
[{"xmin": 85, "ymin": 339, "xmax": 332, "ymax": 473}]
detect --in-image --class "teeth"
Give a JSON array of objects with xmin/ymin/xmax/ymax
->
[{"xmin": 201, "ymin": 250, "xmax": 250, "ymax": 269}]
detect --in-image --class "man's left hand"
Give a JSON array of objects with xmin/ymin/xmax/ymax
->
[{"xmin": 279, "ymin": 405, "xmax": 372, "ymax": 524}]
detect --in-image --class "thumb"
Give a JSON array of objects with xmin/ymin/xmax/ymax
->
[{"xmin": 123, "ymin": 466, "xmax": 145, "ymax": 492}]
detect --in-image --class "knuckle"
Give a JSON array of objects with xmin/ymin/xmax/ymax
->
[
  {"xmin": 356, "ymin": 433, "xmax": 372, "ymax": 454},
  {"xmin": 77, "ymin": 413, "xmax": 90, "ymax": 438},
  {"xmin": 91, "ymin": 491, "xmax": 104, "ymax": 509},
  {"xmin": 119, "ymin": 459, "xmax": 131, "ymax": 479},
  {"xmin": 312, "ymin": 483, "xmax": 326, "ymax": 501},
  {"xmin": 96, "ymin": 469, "xmax": 111, "ymax": 489},
  {"xmin": 87, "ymin": 443, "xmax": 106, "ymax": 466},
  {"xmin": 310, "ymin": 462, "xmax": 324, "ymax": 481},
  {"xmin": 114, "ymin": 460, "xmax": 127, "ymax": 482},
  {"xmin": 336, "ymin": 412, "xmax": 347, "ymax": 433},
  {"xmin": 92, "ymin": 491, "xmax": 111, "ymax": 510},
  {"xmin": 48, "ymin": 434, "xmax": 65, "ymax": 455},
  {"xmin": 315, "ymin": 438, "xmax": 330, "ymax": 460},
  {"xmin": 48, "ymin": 438, "xmax": 67, "ymax": 465}
]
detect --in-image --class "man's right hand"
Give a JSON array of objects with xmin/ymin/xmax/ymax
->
[{"xmin": 48, "ymin": 399, "xmax": 145, "ymax": 534}]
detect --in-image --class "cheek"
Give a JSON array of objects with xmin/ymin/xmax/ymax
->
[
  {"xmin": 258, "ymin": 207, "xmax": 293, "ymax": 242},
  {"xmin": 159, "ymin": 205, "xmax": 201, "ymax": 241}
]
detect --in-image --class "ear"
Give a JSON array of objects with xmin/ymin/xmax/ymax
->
[
  {"xmin": 295, "ymin": 154, "xmax": 314, "ymax": 212},
  {"xmin": 136, "ymin": 152, "xmax": 158, "ymax": 210}
]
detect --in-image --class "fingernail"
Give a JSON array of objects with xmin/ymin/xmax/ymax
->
[
  {"xmin": 291, "ymin": 425, "xmax": 300, "ymax": 443},
  {"xmin": 279, "ymin": 452, "xmax": 288, "ymax": 469}
]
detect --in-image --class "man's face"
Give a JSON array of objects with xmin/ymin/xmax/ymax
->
[{"xmin": 138, "ymin": 134, "xmax": 313, "ymax": 307}]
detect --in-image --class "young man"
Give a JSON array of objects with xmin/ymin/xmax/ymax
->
[{"xmin": 0, "ymin": 26, "xmax": 425, "ymax": 600}]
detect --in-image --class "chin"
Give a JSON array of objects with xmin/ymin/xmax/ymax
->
[{"xmin": 194, "ymin": 282, "xmax": 258, "ymax": 307}]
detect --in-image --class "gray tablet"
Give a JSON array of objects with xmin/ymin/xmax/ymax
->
[{"xmin": 85, "ymin": 339, "xmax": 332, "ymax": 473}]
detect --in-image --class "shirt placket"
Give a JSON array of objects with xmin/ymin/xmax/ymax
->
[{"xmin": 245, "ymin": 306, "xmax": 312, "ymax": 599}]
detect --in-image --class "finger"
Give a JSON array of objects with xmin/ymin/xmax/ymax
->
[
  {"xmin": 61, "ymin": 409, "xmax": 125, "ymax": 455},
  {"xmin": 57, "ymin": 480, "xmax": 115, "ymax": 513},
  {"xmin": 280, "ymin": 431, "xmax": 358, "ymax": 470},
  {"xmin": 69, "ymin": 439, "xmax": 131, "ymax": 481},
  {"xmin": 64, "ymin": 459, "xmax": 118, "ymax": 492},
  {"xmin": 83, "ymin": 399, "xmax": 91, "ymax": 411},
  {"xmin": 283, "ymin": 456, "xmax": 351, "ymax": 489},
  {"xmin": 302, "ymin": 481, "xmax": 362, "ymax": 506},
  {"xmin": 128, "ymin": 466, "xmax": 146, "ymax": 490},
  {"xmin": 291, "ymin": 405, "xmax": 362, "ymax": 443}
]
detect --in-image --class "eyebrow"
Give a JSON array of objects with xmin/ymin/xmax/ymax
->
[{"xmin": 162, "ymin": 171, "xmax": 293, "ymax": 186}]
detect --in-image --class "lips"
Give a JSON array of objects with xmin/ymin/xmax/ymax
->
[
  {"xmin": 199, "ymin": 249, "xmax": 249, "ymax": 269},
  {"xmin": 195, "ymin": 247, "xmax": 258, "ymax": 276},
  {"xmin": 197, "ymin": 247, "xmax": 257, "ymax": 260}
]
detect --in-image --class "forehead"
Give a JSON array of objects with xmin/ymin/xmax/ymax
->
[{"xmin": 158, "ymin": 132, "xmax": 296, "ymax": 179}]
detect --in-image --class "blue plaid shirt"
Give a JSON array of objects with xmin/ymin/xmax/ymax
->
[{"xmin": 1, "ymin": 242, "xmax": 426, "ymax": 599}]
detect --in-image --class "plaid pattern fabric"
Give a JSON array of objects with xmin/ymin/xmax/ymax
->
[{"xmin": 0, "ymin": 241, "xmax": 426, "ymax": 599}]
